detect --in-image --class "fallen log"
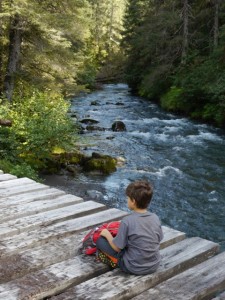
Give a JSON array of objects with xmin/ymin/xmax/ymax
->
[{"xmin": 0, "ymin": 119, "xmax": 12, "ymax": 127}]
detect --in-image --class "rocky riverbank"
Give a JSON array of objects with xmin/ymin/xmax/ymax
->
[{"xmin": 42, "ymin": 172, "xmax": 108, "ymax": 203}]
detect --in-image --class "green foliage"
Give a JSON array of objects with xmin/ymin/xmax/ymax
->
[
  {"xmin": 77, "ymin": 58, "xmax": 98, "ymax": 89},
  {"xmin": 0, "ymin": 0, "xmax": 92, "ymax": 97},
  {"xmin": 10, "ymin": 162, "xmax": 40, "ymax": 181},
  {"xmin": 0, "ymin": 0, "xmax": 127, "ymax": 97},
  {"xmin": 0, "ymin": 159, "xmax": 40, "ymax": 181},
  {"xmin": 172, "ymin": 51, "xmax": 225, "ymax": 126},
  {"xmin": 0, "ymin": 101, "xmax": 19, "ymax": 161},
  {"xmin": 160, "ymin": 87, "xmax": 184, "ymax": 112},
  {"xmin": 123, "ymin": 0, "xmax": 181, "ymax": 92},
  {"xmin": 139, "ymin": 65, "xmax": 173, "ymax": 100},
  {"xmin": 122, "ymin": 0, "xmax": 225, "ymax": 128},
  {"xmin": 4, "ymin": 161, "xmax": 40, "ymax": 182},
  {"xmin": 202, "ymin": 103, "xmax": 225, "ymax": 127},
  {"xmin": 0, "ymin": 90, "xmax": 78, "ymax": 178},
  {"xmin": 88, "ymin": 0, "xmax": 125, "ymax": 60},
  {"xmin": 96, "ymin": 51, "xmax": 126, "ymax": 83}
]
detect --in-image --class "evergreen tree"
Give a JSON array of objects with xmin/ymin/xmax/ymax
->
[
  {"xmin": 0, "ymin": 0, "xmax": 90, "ymax": 101},
  {"xmin": 123, "ymin": 0, "xmax": 181, "ymax": 95},
  {"xmin": 0, "ymin": 0, "xmax": 4, "ymax": 94},
  {"xmin": 122, "ymin": 0, "xmax": 225, "ymax": 127},
  {"xmin": 79, "ymin": 0, "xmax": 125, "ymax": 86},
  {"xmin": 87, "ymin": 0, "xmax": 125, "ymax": 62}
]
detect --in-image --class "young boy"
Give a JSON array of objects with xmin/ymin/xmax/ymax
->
[{"xmin": 96, "ymin": 180, "xmax": 163, "ymax": 275}]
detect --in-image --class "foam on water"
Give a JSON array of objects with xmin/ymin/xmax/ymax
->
[
  {"xmin": 185, "ymin": 134, "xmax": 204, "ymax": 145},
  {"xmin": 154, "ymin": 166, "xmax": 183, "ymax": 177},
  {"xmin": 198, "ymin": 131, "xmax": 223, "ymax": 142},
  {"xmin": 185, "ymin": 131, "xmax": 223, "ymax": 146},
  {"xmin": 129, "ymin": 131, "xmax": 152, "ymax": 139},
  {"xmin": 154, "ymin": 133, "xmax": 171, "ymax": 142},
  {"xmin": 142, "ymin": 117, "xmax": 161, "ymax": 124},
  {"xmin": 161, "ymin": 118, "xmax": 189, "ymax": 126},
  {"xmin": 122, "ymin": 117, "xmax": 160, "ymax": 124},
  {"xmin": 173, "ymin": 146, "xmax": 184, "ymax": 151},
  {"xmin": 163, "ymin": 126, "xmax": 180, "ymax": 133},
  {"xmin": 208, "ymin": 190, "xmax": 219, "ymax": 202}
]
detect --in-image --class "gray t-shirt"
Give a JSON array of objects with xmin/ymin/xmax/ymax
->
[{"xmin": 113, "ymin": 211, "xmax": 163, "ymax": 275}]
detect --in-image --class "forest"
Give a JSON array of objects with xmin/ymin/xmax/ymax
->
[
  {"xmin": 124, "ymin": 0, "xmax": 225, "ymax": 128},
  {"xmin": 0, "ymin": 0, "xmax": 225, "ymax": 179}
]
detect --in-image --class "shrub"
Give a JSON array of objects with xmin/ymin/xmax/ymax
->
[
  {"xmin": 0, "ymin": 90, "xmax": 78, "ymax": 177},
  {"xmin": 160, "ymin": 86, "xmax": 184, "ymax": 112}
]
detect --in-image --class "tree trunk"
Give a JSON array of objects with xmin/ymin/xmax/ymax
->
[
  {"xmin": 0, "ymin": 0, "xmax": 4, "ymax": 95},
  {"xmin": 213, "ymin": 0, "xmax": 220, "ymax": 49},
  {"xmin": 181, "ymin": 0, "xmax": 189, "ymax": 64},
  {"xmin": 4, "ymin": 13, "xmax": 22, "ymax": 102},
  {"xmin": 106, "ymin": 0, "xmax": 114, "ymax": 53}
]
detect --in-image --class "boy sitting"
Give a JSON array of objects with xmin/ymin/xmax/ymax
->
[{"xmin": 96, "ymin": 180, "xmax": 163, "ymax": 275}]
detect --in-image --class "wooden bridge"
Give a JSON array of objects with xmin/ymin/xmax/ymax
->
[{"xmin": 0, "ymin": 170, "xmax": 225, "ymax": 300}]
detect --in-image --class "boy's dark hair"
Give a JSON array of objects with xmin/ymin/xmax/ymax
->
[{"xmin": 126, "ymin": 180, "xmax": 153, "ymax": 209}]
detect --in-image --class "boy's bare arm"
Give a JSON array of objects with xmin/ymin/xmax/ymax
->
[{"xmin": 100, "ymin": 229, "xmax": 121, "ymax": 252}]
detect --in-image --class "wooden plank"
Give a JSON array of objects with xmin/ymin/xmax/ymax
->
[
  {"xmin": 0, "ymin": 182, "xmax": 50, "ymax": 198},
  {"xmin": 160, "ymin": 226, "xmax": 185, "ymax": 249},
  {"xmin": 0, "ymin": 230, "xmax": 89, "ymax": 283},
  {"xmin": 0, "ymin": 237, "xmax": 219, "ymax": 300},
  {"xmin": 50, "ymin": 238, "xmax": 219, "ymax": 300},
  {"xmin": 0, "ymin": 194, "xmax": 83, "ymax": 223},
  {"xmin": 0, "ymin": 174, "xmax": 17, "ymax": 182},
  {"xmin": 0, "ymin": 188, "xmax": 67, "ymax": 208},
  {"xmin": 133, "ymin": 252, "xmax": 225, "ymax": 300},
  {"xmin": 0, "ymin": 255, "xmax": 109, "ymax": 300},
  {"xmin": 0, "ymin": 201, "xmax": 106, "ymax": 239},
  {"xmin": 0, "ymin": 208, "xmax": 128, "ymax": 257},
  {"xmin": 0, "ymin": 177, "xmax": 34, "ymax": 188},
  {"xmin": 0, "ymin": 225, "xmax": 182, "ymax": 283}
]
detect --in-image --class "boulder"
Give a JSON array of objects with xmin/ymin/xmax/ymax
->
[
  {"xmin": 83, "ymin": 152, "xmax": 117, "ymax": 174},
  {"xmin": 90, "ymin": 101, "xmax": 100, "ymax": 106},
  {"xmin": 86, "ymin": 190, "xmax": 104, "ymax": 201},
  {"xmin": 86, "ymin": 125, "xmax": 105, "ymax": 132},
  {"xmin": 116, "ymin": 156, "xmax": 126, "ymax": 166},
  {"xmin": 80, "ymin": 118, "xmax": 99, "ymax": 125},
  {"xmin": 111, "ymin": 121, "xmax": 126, "ymax": 132}
]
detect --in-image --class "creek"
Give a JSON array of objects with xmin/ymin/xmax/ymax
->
[{"xmin": 43, "ymin": 84, "xmax": 225, "ymax": 251}]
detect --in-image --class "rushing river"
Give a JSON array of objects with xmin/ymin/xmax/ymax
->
[{"xmin": 45, "ymin": 84, "xmax": 225, "ymax": 251}]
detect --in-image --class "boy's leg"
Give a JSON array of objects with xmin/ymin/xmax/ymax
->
[
  {"xmin": 96, "ymin": 236, "xmax": 118, "ymax": 258},
  {"xmin": 96, "ymin": 237, "xmax": 119, "ymax": 268},
  {"xmin": 96, "ymin": 237, "xmax": 131, "ymax": 273}
]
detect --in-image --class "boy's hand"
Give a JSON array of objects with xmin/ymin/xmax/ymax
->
[
  {"xmin": 100, "ymin": 229, "xmax": 121, "ymax": 252},
  {"xmin": 100, "ymin": 229, "xmax": 110, "ymax": 238}
]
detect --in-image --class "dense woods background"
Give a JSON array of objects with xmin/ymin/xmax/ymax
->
[
  {"xmin": 0, "ymin": 0, "xmax": 225, "ymax": 178},
  {"xmin": 0, "ymin": 0, "xmax": 125, "ymax": 178},
  {"xmin": 124, "ymin": 0, "xmax": 225, "ymax": 128},
  {"xmin": 0, "ymin": 0, "xmax": 125, "ymax": 99}
]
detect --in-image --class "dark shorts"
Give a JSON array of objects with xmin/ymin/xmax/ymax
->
[{"xmin": 96, "ymin": 236, "xmax": 131, "ymax": 274}]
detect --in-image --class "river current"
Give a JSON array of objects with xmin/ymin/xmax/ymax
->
[{"xmin": 46, "ymin": 84, "xmax": 225, "ymax": 250}]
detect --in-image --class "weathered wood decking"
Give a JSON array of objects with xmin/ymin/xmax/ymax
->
[{"xmin": 0, "ymin": 170, "xmax": 225, "ymax": 300}]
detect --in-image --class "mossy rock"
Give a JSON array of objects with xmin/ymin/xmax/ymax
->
[
  {"xmin": 44, "ymin": 151, "xmax": 85, "ymax": 174},
  {"xmin": 45, "ymin": 151, "xmax": 116, "ymax": 175},
  {"xmin": 52, "ymin": 151, "xmax": 85, "ymax": 165},
  {"xmin": 83, "ymin": 152, "xmax": 117, "ymax": 174}
]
